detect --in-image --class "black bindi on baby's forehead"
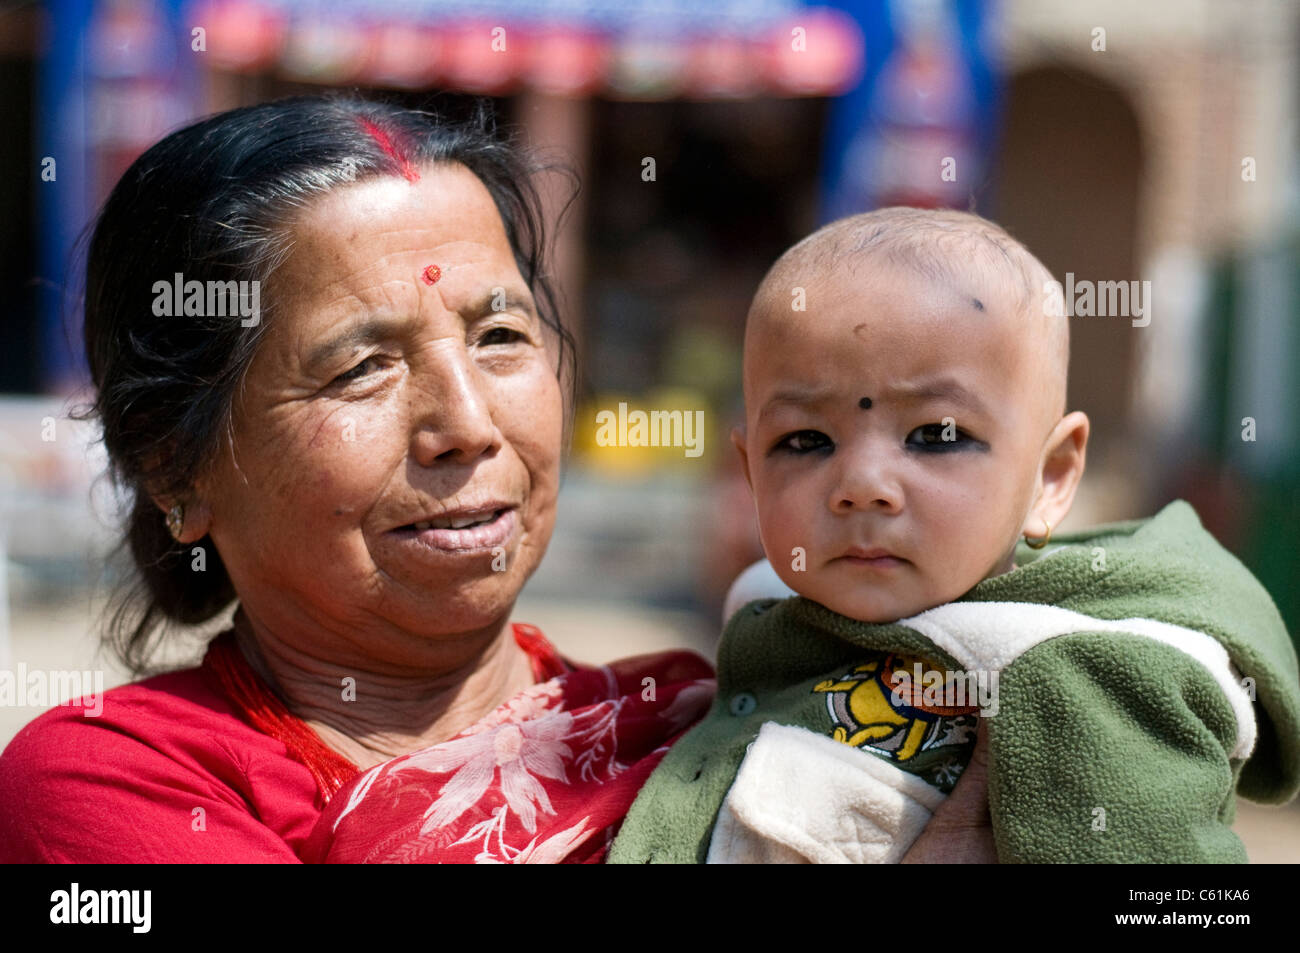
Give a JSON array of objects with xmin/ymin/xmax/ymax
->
[
  {"xmin": 971, "ymin": 297, "xmax": 985, "ymax": 312},
  {"xmin": 858, "ymin": 396, "xmax": 872, "ymax": 409}
]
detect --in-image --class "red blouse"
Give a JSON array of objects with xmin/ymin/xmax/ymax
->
[{"xmin": 0, "ymin": 624, "xmax": 714, "ymax": 863}]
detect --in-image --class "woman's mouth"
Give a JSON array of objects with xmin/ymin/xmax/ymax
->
[{"xmin": 391, "ymin": 507, "xmax": 517, "ymax": 553}]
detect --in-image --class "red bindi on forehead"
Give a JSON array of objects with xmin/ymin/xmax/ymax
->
[{"xmin": 356, "ymin": 117, "xmax": 421, "ymax": 184}]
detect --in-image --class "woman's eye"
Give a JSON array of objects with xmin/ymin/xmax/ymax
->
[
  {"xmin": 774, "ymin": 430, "xmax": 832, "ymax": 454},
  {"xmin": 906, "ymin": 423, "xmax": 970, "ymax": 450},
  {"xmin": 479, "ymin": 326, "xmax": 527, "ymax": 346},
  {"xmin": 334, "ymin": 356, "xmax": 380, "ymax": 384}
]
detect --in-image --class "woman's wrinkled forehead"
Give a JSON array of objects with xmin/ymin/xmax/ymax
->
[{"xmin": 274, "ymin": 164, "xmax": 510, "ymax": 278}]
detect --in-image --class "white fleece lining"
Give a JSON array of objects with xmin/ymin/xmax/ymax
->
[
  {"xmin": 707, "ymin": 722, "xmax": 946, "ymax": 864},
  {"xmin": 898, "ymin": 601, "xmax": 1257, "ymax": 760}
]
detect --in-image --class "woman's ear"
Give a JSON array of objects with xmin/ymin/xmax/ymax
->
[
  {"xmin": 147, "ymin": 491, "xmax": 214, "ymax": 544},
  {"xmin": 141, "ymin": 444, "xmax": 217, "ymax": 543},
  {"xmin": 1027, "ymin": 411, "xmax": 1090, "ymax": 534}
]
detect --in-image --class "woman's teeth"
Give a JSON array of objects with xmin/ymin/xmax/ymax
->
[{"xmin": 412, "ymin": 511, "xmax": 499, "ymax": 531}]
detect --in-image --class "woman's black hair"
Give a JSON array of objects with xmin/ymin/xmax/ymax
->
[{"xmin": 75, "ymin": 92, "xmax": 578, "ymax": 676}]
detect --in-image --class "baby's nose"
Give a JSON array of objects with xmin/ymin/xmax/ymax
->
[{"xmin": 829, "ymin": 452, "xmax": 903, "ymax": 513}]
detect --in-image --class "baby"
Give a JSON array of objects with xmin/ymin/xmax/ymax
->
[{"xmin": 609, "ymin": 207, "xmax": 1300, "ymax": 863}]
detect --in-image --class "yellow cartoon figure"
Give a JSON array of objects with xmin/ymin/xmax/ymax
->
[{"xmin": 813, "ymin": 654, "xmax": 978, "ymax": 761}]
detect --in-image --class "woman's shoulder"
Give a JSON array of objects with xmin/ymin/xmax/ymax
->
[
  {"xmin": 0, "ymin": 637, "xmax": 321, "ymax": 862},
  {"xmin": 3, "ymin": 648, "xmax": 267, "ymax": 771}
]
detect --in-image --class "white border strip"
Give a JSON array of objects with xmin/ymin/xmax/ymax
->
[{"xmin": 899, "ymin": 601, "xmax": 1256, "ymax": 760}]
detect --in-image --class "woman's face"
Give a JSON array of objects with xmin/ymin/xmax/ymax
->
[{"xmin": 196, "ymin": 163, "xmax": 563, "ymax": 659}]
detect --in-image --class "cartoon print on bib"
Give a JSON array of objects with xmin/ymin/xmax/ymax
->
[{"xmin": 812, "ymin": 653, "xmax": 980, "ymax": 776}]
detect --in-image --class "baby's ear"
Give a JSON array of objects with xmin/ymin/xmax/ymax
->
[
  {"xmin": 731, "ymin": 424, "xmax": 753, "ymax": 491},
  {"xmin": 1036, "ymin": 410, "xmax": 1090, "ymax": 527}
]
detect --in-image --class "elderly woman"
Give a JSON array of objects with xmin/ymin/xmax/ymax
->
[{"xmin": 0, "ymin": 95, "xmax": 993, "ymax": 863}]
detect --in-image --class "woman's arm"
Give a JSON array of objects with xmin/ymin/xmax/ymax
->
[
  {"xmin": 0, "ymin": 701, "xmax": 309, "ymax": 863},
  {"xmin": 900, "ymin": 717, "xmax": 997, "ymax": 863}
]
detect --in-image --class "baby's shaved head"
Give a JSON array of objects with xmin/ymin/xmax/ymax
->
[
  {"xmin": 749, "ymin": 207, "xmax": 1069, "ymax": 432},
  {"xmin": 736, "ymin": 207, "xmax": 1090, "ymax": 623}
]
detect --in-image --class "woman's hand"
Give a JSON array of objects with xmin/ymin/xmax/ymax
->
[{"xmin": 900, "ymin": 717, "xmax": 998, "ymax": 863}]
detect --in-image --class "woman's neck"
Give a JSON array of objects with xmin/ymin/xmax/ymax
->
[{"xmin": 231, "ymin": 606, "xmax": 536, "ymax": 769}]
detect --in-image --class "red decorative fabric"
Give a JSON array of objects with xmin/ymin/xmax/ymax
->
[
  {"xmin": 304, "ymin": 648, "xmax": 716, "ymax": 863},
  {"xmin": 207, "ymin": 635, "xmax": 362, "ymax": 803},
  {"xmin": 0, "ymin": 622, "xmax": 712, "ymax": 863},
  {"xmin": 206, "ymin": 621, "xmax": 578, "ymax": 805}
]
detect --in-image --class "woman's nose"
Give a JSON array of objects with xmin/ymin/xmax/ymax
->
[
  {"xmin": 828, "ymin": 443, "xmax": 903, "ymax": 514},
  {"xmin": 410, "ymin": 349, "xmax": 501, "ymax": 465}
]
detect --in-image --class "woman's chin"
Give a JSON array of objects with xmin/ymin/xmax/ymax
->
[
  {"xmin": 376, "ymin": 555, "xmax": 535, "ymax": 627},
  {"xmin": 409, "ymin": 584, "xmax": 523, "ymax": 637}
]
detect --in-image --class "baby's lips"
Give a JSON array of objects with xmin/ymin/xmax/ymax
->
[{"xmin": 841, "ymin": 544, "xmax": 906, "ymax": 561}]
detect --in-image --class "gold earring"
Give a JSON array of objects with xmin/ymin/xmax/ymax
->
[
  {"xmin": 166, "ymin": 503, "xmax": 185, "ymax": 541},
  {"xmin": 1024, "ymin": 517, "xmax": 1052, "ymax": 550}
]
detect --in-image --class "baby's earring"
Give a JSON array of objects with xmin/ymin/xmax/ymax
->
[{"xmin": 1023, "ymin": 517, "xmax": 1052, "ymax": 550}]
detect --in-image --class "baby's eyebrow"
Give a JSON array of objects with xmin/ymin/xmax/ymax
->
[
  {"xmin": 881, "ymin": 377, "xmax": 990, "ymax": 417},
  {"xmin": 757, "ymin": 377, "xmax": 991, "ymax": 421},
  {"xmin": 758, "ymin": 384, "xmax": 838, "ymax": 421}
]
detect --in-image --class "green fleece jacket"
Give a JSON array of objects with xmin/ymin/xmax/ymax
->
[{"xmin": 609, "ymin": 500, "xmax": 1300, "ymax": 863}]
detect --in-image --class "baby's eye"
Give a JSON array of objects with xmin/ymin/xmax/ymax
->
[
  {"xmin": 905, "ymin": 423, "xmax": 972, "ymax": 451},
  {"xmin": 774, "ymin": 430, "xmax": 832, "ymax": 454}
]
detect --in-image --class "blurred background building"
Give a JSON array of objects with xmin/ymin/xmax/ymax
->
[{"xmin": 1, "ymin": 0, "xmax": 1298, "ymax": 856}]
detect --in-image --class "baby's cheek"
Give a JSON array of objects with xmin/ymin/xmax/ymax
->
[
  {"xmin": 941, "ymin": 531, "xmax": 1006, "ymax": 596},
  {"xmin": 757, "ymin": 495, "xmax": 800, "ymax": 555}
]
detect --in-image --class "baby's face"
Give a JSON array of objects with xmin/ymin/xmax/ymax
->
[{"xmin": 736, "ymin": 259, "xmax": 1058, "ymax": 623}]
